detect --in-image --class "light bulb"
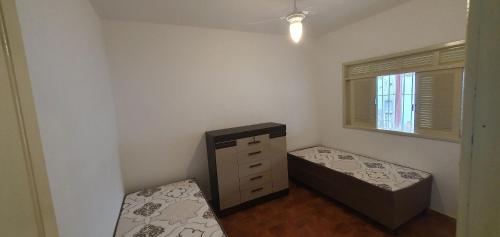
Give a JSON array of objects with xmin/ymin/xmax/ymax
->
[
  {"xmin": 289, "ymin": 21, "xmax": 303, "ymax": 43},
  {"xmin": 287, "ymin": 14, "xmax": 304, "ymax": 44}
]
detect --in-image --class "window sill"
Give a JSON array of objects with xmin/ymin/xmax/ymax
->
[{"xmin": 343, "ymin": 125, "xmax": 461, "ymax": 144}]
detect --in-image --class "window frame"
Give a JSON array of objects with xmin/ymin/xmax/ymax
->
[{"xmin": 342, "ymin": 41, "xmax": 465, "ymax": 143}]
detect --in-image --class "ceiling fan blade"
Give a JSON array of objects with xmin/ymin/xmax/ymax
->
[
  {"xmin": 303, "ymin": 10, "xmax": 316, "ymax": 15},
  {"xmin": 302, "ymin": 6, "xmax": 316, "ymax": 15},
  {"xmin": 247, "ymin": 17, "xmax": 284, "ymax": 25},
  {"xmin": 303, "ymin": 6, "xmax": 313, "ymax": 11}
]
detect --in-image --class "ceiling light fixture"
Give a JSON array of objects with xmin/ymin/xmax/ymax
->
[
  {"xmin": 286, "ymin": 0, "xmax": 306, "ymax": 43},
  {"xmin": 248, "ymin": 0, "xmax": 312, "ymax": 44},
  {"xmin": 287, "ymin": 13, "xmax": 305, "ymax": 44}
]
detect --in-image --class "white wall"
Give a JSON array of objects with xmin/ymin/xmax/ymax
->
[
  {"xmin": 314, "ymin": 0, "xmax": 467, "ymax": 217},
  {"xmin": 15, "ymin": 0, "xmax": 124, "ymax": 236},
  {"xmin": 103, "ymin": 20, "xmax": 320, "ymax": 195}
]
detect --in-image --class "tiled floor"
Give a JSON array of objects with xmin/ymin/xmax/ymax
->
[{"xmin": 220, "ymin": 182, "xmax": 455, "ymax": 237}]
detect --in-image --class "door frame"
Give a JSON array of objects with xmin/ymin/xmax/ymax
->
[
  {"xmin": 458, "ymin": 0, "xmax": 500, "ymax": 236},
  {"xmin": 0, "ymin": 0, "xmax": 59, "ymax": 236}
]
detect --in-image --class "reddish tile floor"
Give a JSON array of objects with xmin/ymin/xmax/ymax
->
[{"xmin": 220, "ymin": 182, "xmax": 455, "ymax": 237}]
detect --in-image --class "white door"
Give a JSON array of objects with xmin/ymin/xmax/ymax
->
[
  {"xmin": 0, "ymin": 0, "xmax": 58, "ymax": 236},
  {"xmin": 458, "ymin": 0, "xmax": 500, "ymax": 236}
]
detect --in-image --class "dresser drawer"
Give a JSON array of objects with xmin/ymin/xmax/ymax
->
[
  {"xmin": 237, "ymin": 148, "xmax": 268, "ymax": 165},
  {"xmin": 240, "ymin": 182, "xmax": 272, "ymax": 203},
  {"xmin": 239, "ymin": 170, "xmax": 271, "ymax": 190},
  {"xmin": 236, "ymin": 134, "xmax": 269, "ymax": 151},
  {"xmin": 238, "ymin": 159, "xmax": 270, "ymax": 177}
]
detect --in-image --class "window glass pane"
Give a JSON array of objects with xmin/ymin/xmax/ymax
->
[{"xmin": 376, "ymin": 72, "xmax": 415, "ymax": 133}]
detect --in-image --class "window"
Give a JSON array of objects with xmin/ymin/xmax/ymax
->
[
  {"xmin": 343, "ymin": 41, "xmax": 465, "ymax": 142},
  {"xmin": 376, "ymin": 72, "xmax": 415, "ymax": 133}
]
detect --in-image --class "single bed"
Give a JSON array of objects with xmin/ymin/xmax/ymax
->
[
  {"xmin": 288, "ymin": 146, "xmax": 432, "ymax": 230},
  {"xmin": 114, "ymin": 179, "xmax": 226, "ymax": 237}
]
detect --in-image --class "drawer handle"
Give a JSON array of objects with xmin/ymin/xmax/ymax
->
[
  {"xmin": 250, "ymin": 175, "xmax": 263, "ymax": 181},
  {"xmin": 248, "ymin": 140, "xmax": 261, "ymax": 145},
  {"xmin": 249, "ymin": 163, "xmax": 262, "ymax": 168},
  {"xmin": 251, "ymin": 187, "xmax": 263, "ymax": 193},
  {"xmin": 248, "ymin": 151, "xmax": 262, "ymax": 156}
]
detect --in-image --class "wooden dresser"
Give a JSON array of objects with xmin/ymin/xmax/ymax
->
[{"xmin": 206, "ymin": 123, "xmax": 289, "ymax": 215}]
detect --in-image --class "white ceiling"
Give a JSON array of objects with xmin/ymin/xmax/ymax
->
[{"xmin": 90, "ymin": 0, "xmax": 410, "ymax": 36}]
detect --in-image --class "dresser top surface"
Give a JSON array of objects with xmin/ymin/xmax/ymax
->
[{"xmin": 206, "ymin": 122, "xmax": 285, "ymax": 138}]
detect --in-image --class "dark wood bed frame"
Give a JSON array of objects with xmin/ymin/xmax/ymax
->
[{"xmin": 288, "ymin": 151, "xmax": 433, "ymax": 231}]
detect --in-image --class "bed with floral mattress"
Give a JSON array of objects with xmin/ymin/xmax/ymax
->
[
  {"xmin": 288, "ymin": 146, "xmax": 433, "ymax": 230},
  {"xmin": 114, "ymin": 179, "xmax": 226, "ymax": 237}
]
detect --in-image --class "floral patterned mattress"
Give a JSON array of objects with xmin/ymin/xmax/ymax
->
[
  {"xmin": 114, "ymin": 179, "xmax": 226, "ymax": 237},
  {"xmin": 289, "ymin": 146, "xmax": 431, "ymax": 191}
]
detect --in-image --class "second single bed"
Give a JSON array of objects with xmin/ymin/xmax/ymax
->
[{"xmin": 288, "ymin": 146, "xmax": 432, "ymax": 230}]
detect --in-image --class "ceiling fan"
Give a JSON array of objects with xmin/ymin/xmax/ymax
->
[
  {"xmin": 285, "ymin": 0, "xmax": 311, "ymax": 43},
  {"xmin": 249, "ymin": 0, "xmax": 313, "ymax": 44}
]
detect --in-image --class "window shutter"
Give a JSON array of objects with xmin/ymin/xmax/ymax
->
[
  {"xmin": 343, "ymin": 41, "xmax": 465, "ymax": 142},
  {"xmin": 401, "ymin": 52, "xmax": 435, "ymax": 69},
  {"xmin": 345, "ymin": 43, "xmax": 465, "ymax": 80},
  {"xmin": 347, "ymin": 78, "xmax": 376, "ymax": 128},
  {"xmin": 415, "ymin": 69, "xmax": 463, "ymax": 140},
  {"xmin": 439, "ymin": 45, "xmax": 466, "ymax": 64},
  {"xmin": 348, "ymin": 59, "xmax": 399, "ymax": 77}
]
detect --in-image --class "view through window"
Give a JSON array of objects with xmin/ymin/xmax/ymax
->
[{"xmin": 376, "ymin": 72, "xmax": 415, "ymax": 133}]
